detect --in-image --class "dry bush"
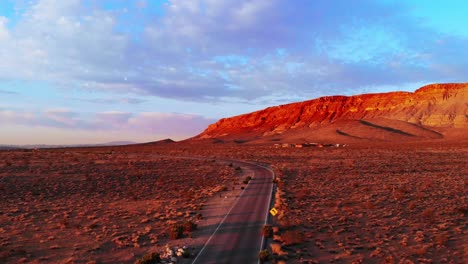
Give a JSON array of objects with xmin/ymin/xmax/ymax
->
[
  {"xmin": 393, "ymin": 189, "xmax": 406, "ymax": 201},
  {"xmin": 281, "ymin": 230, "xmax": 305, "ymax": 246},
  {"xmin": 243, "ymin": 176, "xmax": 252, "ymax": 184},
  {"xmin": 135, "ymin": 252, "xmax": 161, "ymax": 264},
  {"xmin": 435, "ymin": 233, "xmax": 449, "ymax": 247},
  {"xmin": 183, "ymin": 220, "xmax": 197, "ymax": 233},
  {"xmin": 262, "ymin": 225, "xmax": 273, "ymax": 238},
  {"xmin": 270, "ymin": 243, "xmax": 287, "ymax": 256},
  {"xmin": 273, "ymin": 234, "xmax": 282, "ymax": 242},
  {"xmin": 258, "ymin": 249, "xmax": 271, "ymax": 262},
  {"xmin": 168, "ymin": 223, "xmax": 184, "ymax": 240},
  {"xmin": 421, "ymin": 208, "xmax": 435, "ymax": 220},
  {"xmin": 362, "ymin": 201, "xmax": 376, "ymax": 210},
  {"xmin": 455, "ymin": 205, "xmax": 467, "ymax": 216},
  {"xmin": 411, "ymin": 245, "xmax": 429, "ymax": 256},
  {"xmin": 296, "ymin": 188, "xmax": 308, "ymax": 199}
]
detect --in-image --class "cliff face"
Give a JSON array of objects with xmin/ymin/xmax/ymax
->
[{"xmin": 197, "ymin": 83, "xmax": 467, "ymax": 139}]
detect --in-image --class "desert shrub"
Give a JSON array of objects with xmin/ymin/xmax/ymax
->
[
  {"xmin": 182, "ymin": 250, "xmax": 192, "ymax": 258},
  {"xmin": 235, "ymin": 166, "xmax": 242, "ymax": 173},
  {"xmin": 262, "ymin": 225, "xmax": 273, "ymax": 238},
  {"xmin": 135, "ymin": 252, "xmax": 161, "ymax": 264},
  {"xmin": 421, "ymin": 208, "xmax": 435, "ymax": 220},
  {"xmin": 435, "ymin": 233, "xmax": 449, "ymax": 246},
  {"xmin": 184, "ymin": 220, "xmax": 197, "ymax": 233},
  {"xmin": 196, "ymin": 213, "xmax": 203, "ymax": 220},
  {"xmin": 408, "ymin": 201, "xmax": 417, "ymax": 210},
  {"xmin": 243, "ymin": 176, "xmax": 252, "ymax": 184},
  {"xmin": 411, "ymin": 245, "xmax": 429, "ymax": 256},
  {"xmin": 169, "ymin": 223, "xmax": 184, "ymax": 240},
  {"xmin": 362, "ymin": 201, "xmax": 376, "ymax": 210},
  {"xmin": 270, "ymin": 243, "xmax": 286, "ymax": 256},
  {"xmin": 393, "ymin": 190, "xmax": 405, "ymax": 200},
  {"xmin": 281, "ymin": 230, "xmax": 305, "ymax": 246},
  {"xmin": 456, "ymin": 205, "xmax": 467, "ymax": 215},
  {"xmin": 296, "ymin": 188, "xmax": 308, "ymax": 199},
  {"xmin": 258, "ymin": 249, "xmax": 271, "ymax": 262}
]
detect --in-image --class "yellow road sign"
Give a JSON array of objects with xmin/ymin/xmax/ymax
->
[{"xmin": 269, "ymin": 207, "xmax": 278, "ymax": 216}]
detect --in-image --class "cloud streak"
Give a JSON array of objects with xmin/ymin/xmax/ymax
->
[
  {"xmin": 0, "ymin": 108, "xmax": 215, "ymax": 139},
  {"xmin": 0, "ymin": 89, "xmax": 18, "ymax": 94},
  {"xmin": 0, "ymin": 0, "xmax": 466, "ymax": 103}
]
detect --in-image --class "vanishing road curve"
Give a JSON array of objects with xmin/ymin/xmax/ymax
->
[{"xmin": 191, "ymin": 159, "xmax": 275, "ymax": 264}]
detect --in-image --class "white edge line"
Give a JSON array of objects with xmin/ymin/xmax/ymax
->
[
  {"xmin": 191, "ymin": 163, "xmax": 250, "ymax": 264},
  {"xmin": 156, "ymin": 155, "xmax": 275, "ymax": 264},
  {"xmin": 251, "ymin": 163, "xmax": 275, "ymax": 264}
]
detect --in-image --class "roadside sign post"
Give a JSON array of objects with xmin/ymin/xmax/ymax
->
[{"xmin": 269, "ymin": 207, "xmax": 278, "ymax": 216}]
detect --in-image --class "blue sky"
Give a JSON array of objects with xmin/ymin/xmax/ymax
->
[{"xmin": 0, "ymin": 0, "xmax": 467, "ymax": 144}]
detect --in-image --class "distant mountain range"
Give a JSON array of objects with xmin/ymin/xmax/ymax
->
[
  {"xmin": 0, "ymin": 141, "xmax": 137, "ymax": 150},
  {"xmin": 194, "ymin": 83, "xmax": 467, "ymax": 143}
]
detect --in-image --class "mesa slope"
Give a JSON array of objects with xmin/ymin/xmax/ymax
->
[{"xmin": 195, "ymin": 83, "xmax": 467, "ymax": 143}]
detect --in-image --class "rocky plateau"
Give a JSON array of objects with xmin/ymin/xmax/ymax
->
[{"xmin": 195, "ymin": 83, "xmax": 467, "ymax": 142}]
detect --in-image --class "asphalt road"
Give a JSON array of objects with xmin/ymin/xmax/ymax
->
[{"xmin": 191, "ymin": 161, "xmax": 274, "ymax": 264}]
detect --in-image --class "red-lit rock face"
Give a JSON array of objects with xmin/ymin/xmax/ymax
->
[{"xmin": 196, "ymin": 83, "xmax": 467, "ymax": 139}]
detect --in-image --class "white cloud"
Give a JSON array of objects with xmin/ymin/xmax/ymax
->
[
  {"xmin": 0, "ymin": 0, "xmax": 129, "ymax": 85},
  {"xmin": 0, "ymin": 109, "xmax": 36, "ymax": 124},
  {"xmin": 0, "ymin": 107, "xmax": 215, "ymax": 141},
  {"xmin": 0, "ymin": 0, "xmax": 466, "ymax": 103},
  {"xmin": 44, "ymin": 109, "xmax": 78, "ymax": 126},
  {"xmin": 0, "ymin": 16, "xmax": 10, "ymax": 40},
  {"xmin": 128, "ymin": 112, "xmax": 213, "ymax": 135}
]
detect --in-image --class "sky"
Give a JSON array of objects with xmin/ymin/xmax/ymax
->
[{"xmin": 0, "ymin": 0, "xmax": 467, "ymax": 145}]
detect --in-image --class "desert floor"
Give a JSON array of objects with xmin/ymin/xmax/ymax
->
[
  {"xmin": 0, "ymin": 149, "xmax": 246, "ymax": 263},
  {"xmin": 1, "ymin": 141, "xmax": 467, "ymax": 263}
]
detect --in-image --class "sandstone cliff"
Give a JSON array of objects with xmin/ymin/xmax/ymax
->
[{"xmin": 196, "ymin": 83, "xmax": 467, "ymax": 141}]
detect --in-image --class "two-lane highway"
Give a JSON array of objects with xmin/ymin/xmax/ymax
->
[{"xmin": 192, "ymin": 161, "xmax": 274, "ymax": 264}]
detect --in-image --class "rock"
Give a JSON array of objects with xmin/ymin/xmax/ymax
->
[
  {"xmin": 414, "ymin": 231, "xmax": 424, "ymax": 242},
  {"xmin": 370, "ymin": 247, "xmax": 382, "ymax": 258}
]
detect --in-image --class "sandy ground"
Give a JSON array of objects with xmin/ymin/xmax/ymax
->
[
  {"xmin": 1, "ymin": 141, "xmax": 466, "ymax": 263},
  {"xmin": 151, "ymin": 159, "xmax": 253, "ymax": 264},
  {"xmin": 0, "ymin": 149, "xmax": 245, "ymax": 263},
  {"xmin": 148, "ymin": 141, "xmax": 468, "ymax": 263}
]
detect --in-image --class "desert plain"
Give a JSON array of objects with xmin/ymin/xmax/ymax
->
[{"xmin": 0, "ymin": 139, "xmax": 466, "ymax": 263}]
